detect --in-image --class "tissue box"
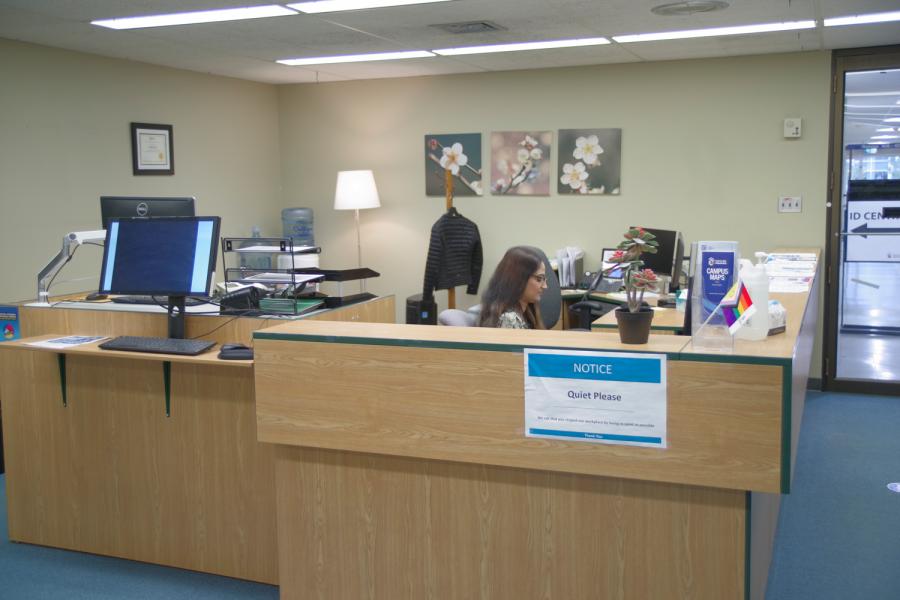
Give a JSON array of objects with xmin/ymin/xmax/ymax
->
[{"xmin": 768, "ymin": 300, "xmax": 786, "ymax": 335}]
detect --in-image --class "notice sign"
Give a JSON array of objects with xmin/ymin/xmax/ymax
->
[{"xmin": 524, "ymin": 349, "xmax": 667, "ymax": 448}]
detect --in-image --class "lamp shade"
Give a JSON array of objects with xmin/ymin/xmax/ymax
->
[{"xmin": 334, "ymin": 170, "xmax": 381, "ymax": 211}]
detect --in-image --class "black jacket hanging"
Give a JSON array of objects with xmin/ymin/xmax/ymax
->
[{"xmin": 422, "ymin": 210, "xmax": 483, "ymax": 301}]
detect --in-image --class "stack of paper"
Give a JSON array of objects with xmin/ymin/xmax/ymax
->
[
  {"xmin": 258, "ymin": 298, "xmax": 324, "ymax": 315},
  {"xmin": 765, "ymin": 253, "xmax": 817, "ymax": 293}
]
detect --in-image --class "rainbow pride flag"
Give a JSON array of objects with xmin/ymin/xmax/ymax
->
[{"xmin": 721, "ymin": 280, "xmax": 756, "ymax": 334}]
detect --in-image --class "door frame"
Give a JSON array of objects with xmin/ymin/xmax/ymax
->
[{"xmin": 824, "ymin": 44, "xmax": 900, "ymax": 394}]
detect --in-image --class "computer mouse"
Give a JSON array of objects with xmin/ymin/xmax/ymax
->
[{"xmin": 85, "ymin": 292, "xmax": 108, "ymax": 301}]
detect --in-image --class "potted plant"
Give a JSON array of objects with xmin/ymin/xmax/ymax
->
[{"xmin": 607, "ymin": 227, "xmax": 659, "ymax": 344}]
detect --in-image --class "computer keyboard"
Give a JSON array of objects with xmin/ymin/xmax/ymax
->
[
  {"xmin": 99, "ymin": 336, "xmax": 216, "ymax": 356},
  {"xmin": 594, "ymin": 280, "xmax": 623, "ymax": 293},
  {"xmin": 110, "ymin": 295, "xmax": 208, "ymax": 306}
]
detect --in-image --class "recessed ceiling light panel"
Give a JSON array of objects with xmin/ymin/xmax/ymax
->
[
  {"xmin": 278, "ymin": 50, "xmax": 435, "ymax": 66},
  {"xmin": 288, "ymin": 0, "xmax": 455, "ymax": 13},
  {"xmin": 91, "ymin": 5, "xmax": 296, "ymax": 30},
  {"xmin": 824, "ymin": 10, "xmax": 900, "ymax": 27},
  {"xmin": 613, "ymin": 20, "xmax": 815, "ymax": 43},
  {"xmin": 433, "ymin": 37, "xmax": 610, "ymax": 56}
]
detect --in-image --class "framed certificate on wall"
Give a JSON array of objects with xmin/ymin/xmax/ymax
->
[{"xmin": 131, "ymin": 122, "xmax": 174, "ymax": 175}]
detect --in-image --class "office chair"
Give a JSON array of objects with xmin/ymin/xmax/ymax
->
[
  {"xmin": 526, "ymin": 246, "xmax": 561, "ymax": 329},
  {"xmin": 569, "ymin": 270, "xmax": 614, "ymax": 330}
]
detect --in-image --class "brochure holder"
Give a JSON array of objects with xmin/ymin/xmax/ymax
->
[{"xmin": 690, "ymin": 241, "xmax": 739, "ymax": 352}]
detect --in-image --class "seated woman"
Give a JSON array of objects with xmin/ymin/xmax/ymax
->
[{"xmin": 478, "ymin": 246, "xmax": 547, "ymax": 329}]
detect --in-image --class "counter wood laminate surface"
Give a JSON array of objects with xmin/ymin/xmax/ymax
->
[{"xmin": 0, "ymin": 295, "xmax": 395, "ymax": 585}]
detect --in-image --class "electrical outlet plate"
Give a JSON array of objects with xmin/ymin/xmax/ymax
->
[{"xmin": 778, "ymin": 196, "xmax": 802, "ymax": 213}]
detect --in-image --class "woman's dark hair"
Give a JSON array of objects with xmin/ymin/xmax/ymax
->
[{"xmin": 478, "ymin": 246, "xmax": 546, "ymax": 329}]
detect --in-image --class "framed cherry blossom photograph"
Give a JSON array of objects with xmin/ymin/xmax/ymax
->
[
  {"xmin": 557, "ymin": 128, "xmax": 621, "ymax": 195},
  {"xmin": 424, "ymin": 133, "xmax": 483, "ymax": 196},
  {"xmin": 490, "ymin": 131, "xmax": 552, "ymax": 196}
]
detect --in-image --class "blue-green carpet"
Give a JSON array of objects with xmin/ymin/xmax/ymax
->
[{"xmin": 766, "ymin": 391, "xmax": 900, "ymax": 599}]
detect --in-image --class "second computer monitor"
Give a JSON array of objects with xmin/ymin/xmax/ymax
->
[
  {"xmin": 601, "ymin": 248, "xmax": 624, "ymax": 280},
  {"xmin": 100, "ymin": 196, "xmax": 195, "ymax": 229},
  {"xmin": 636, "ymin": 227, "xmax": 684, "ymax": 290}
]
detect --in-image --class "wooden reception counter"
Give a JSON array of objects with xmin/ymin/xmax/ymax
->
[
  {"xmin": 252, "ymin": 254, "xmax": 818, "ymax": 600},
  {"xmin": 0, "ymin": 248, "xmax": 817, "ymax": 599},
  {"xmin": 0, "ymin": 295, "xmax": 395, "ymax": 585}
]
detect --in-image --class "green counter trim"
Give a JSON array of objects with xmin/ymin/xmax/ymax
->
[
  {"xmin": 781, "ymin": 370, "xmax": 792, "ymax": 494},
  {"xmin": 57, "ymin": 353, "xmax": 67, "ymax": 407},
  {"xmin": 745, "ymin": 492, "xmax": 752, "ymax": 600},
  {"xmin": 254, "ymin": 331, "xmax": 683, "ymax": 359},
  {"xmin": 163, "ymin": 361, "xmax": 171, "ymax": 418}
]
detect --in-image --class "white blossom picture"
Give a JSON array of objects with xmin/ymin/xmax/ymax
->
[
  {"xmin": 557, "ymin": 128, "xmax": 621, "ymax": 195},
  {"xmin": 425, "ymin": 133, "xmax": 483, "ymax": 196},
  {"xmin": 490, "ymin": 131, "xmax": 552, "ymax": 196}
]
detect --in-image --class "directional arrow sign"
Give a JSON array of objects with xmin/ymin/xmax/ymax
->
[
  {"xmin": 850, "ymin": 223, "xmax": 900, "ymax": 239},
  {"xmin": 845, "ymin": 200, "xmax": 900, "ymax": 262}
]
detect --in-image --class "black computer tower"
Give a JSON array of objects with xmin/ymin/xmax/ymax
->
[{"xmin": 406, "ymin": 294, "xmax": 437, "ymax": 325}]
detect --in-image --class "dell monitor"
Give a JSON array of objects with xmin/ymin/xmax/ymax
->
[
  {"xmin": 100, "ymin": 196, "xmax": 195, "ymax": 229},
  {"xmin": 99, "ymin": 216, "xmax": 220, "ymax": 338},
  {"xmin": 635, "ymin": 227, "xmax": 684, "ymax": 291}
]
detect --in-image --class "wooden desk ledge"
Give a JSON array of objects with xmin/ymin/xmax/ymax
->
[{"xmin": 0, "ymin": 334, "xmax": 252, "ymax": 368}]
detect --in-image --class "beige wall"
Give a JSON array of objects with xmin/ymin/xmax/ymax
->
[
  {"xmin": 0, "ymin": 38, "xmax": 283, "ymax": 301},
  {"xmin": 1, "ymin": 40, "xmax": 830, "ymax": 374},
  {"xmin": 277, "ymin": 51, "xmax": 830, "ymax": 358}
]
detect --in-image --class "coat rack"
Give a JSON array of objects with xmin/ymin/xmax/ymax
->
[{"xmin": 445, "ymin": 169, "xmax": 456, "ymax": 309}]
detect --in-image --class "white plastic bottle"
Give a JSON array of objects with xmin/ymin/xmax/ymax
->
[{"xmin": 736, "ymin": 252, "xmax": 769, "ymax": 341}]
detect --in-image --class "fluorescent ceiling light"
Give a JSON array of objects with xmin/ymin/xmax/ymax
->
[
  {"xmin": 824, "ymin": 10, "xmax": 900, "ymax": 27},
  {"xmin": 278, "ymin": 50, "xmax": 434, "ymax": 66},
  {"xmin": 91, "ymin": 5, "xmax": 296, "ymax": 29},
  {"xmin": 433, "ymin": 37, "xmax": 610, "ymax": 56},
  {"xmin": 884, "ymin": 117, "xmax": 900, "ymax": 122},
  {"xmin": 288, "ymin": 0, "xmax": 453, "ymax": 13},
  {"xmin": 612, "ymin": 20, "xmax": 815, "ymax": 43},
  {"xmin": 871, "ymin": 135, "xmax": 900, "ymax": 139},
  {"xmin": 876, "ymin": 128, "xmax": 895, "ymax": 132}
]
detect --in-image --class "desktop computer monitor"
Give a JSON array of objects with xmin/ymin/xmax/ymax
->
[
  {"xmin": 635, "ymin": 227, "xmax": 684, "ymax": 291},
  {"xmin": 99, "ymin": 216, "xmax": 220, "ymax": 338},
  {"xmin": 100, "ymin": 196, "xmax": 195, "ymax": 229}
]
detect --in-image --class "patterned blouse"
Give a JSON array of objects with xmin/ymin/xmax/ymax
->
[{"xmin": 498, "ymin": 310, "xmax": 529, "ymax": 329}]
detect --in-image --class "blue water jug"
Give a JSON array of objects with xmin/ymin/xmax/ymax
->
[{"xmin": 282, "ymin": 208, "xmax": 314, "ymax": 247}]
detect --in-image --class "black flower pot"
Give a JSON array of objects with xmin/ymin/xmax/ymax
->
[{"xmin": 614, "ymin": 306, "xmax": 654, "ymax": 344}]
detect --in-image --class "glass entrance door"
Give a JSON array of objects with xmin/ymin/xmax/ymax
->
[{"xmin": 826, "ymin": 50, "xmax": 900, "ymax": 393}]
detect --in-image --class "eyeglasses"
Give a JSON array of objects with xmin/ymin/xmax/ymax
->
[{"xmin": 531, "ymin": 274, "xmax": 547, "ymax": 283}]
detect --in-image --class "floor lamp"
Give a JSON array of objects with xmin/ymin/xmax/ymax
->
[{"xmin": 334, "ymin": 170, "xmax": 381, "ymax": 291}]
